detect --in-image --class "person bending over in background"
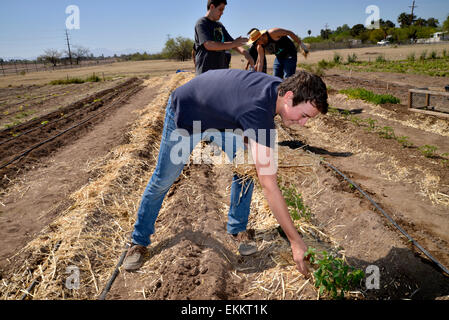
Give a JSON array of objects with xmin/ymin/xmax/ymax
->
[
  {"xmin": 245, "ymin": 31, "xmax": 267, "ymax": 73},
  {"xmin": 247, "ymin": 28, "xmax": 309, "ymax": 79},
  {"xmin": 123, "ymin": 69, "xmax": 328, "ymax": 278}
]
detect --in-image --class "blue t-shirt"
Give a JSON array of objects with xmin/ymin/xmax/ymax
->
[{"xmin": 171, "ymin": 69, "xmax": 281, "ymax": 148}]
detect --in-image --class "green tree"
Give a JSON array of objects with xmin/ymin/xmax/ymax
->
[
  {"xmin": 369, "ymin": 29, "xmax": 386, "ymax": 43},
  {"xmin": 162, "ymin": 35, "xmax": 194, "ymax": 61},
  {"xmin": 414, "ymin": 18, "xmax": 427, "ymax": 27},
  {"xmin": 443, "ymin": 15, "xmax": 449, "ymax": 31},
  {"xmin": 380, "ymin": 19, "xmax": 396, "ymax": 29},
  {"xmin": 350, "ymin": 24, "xmax": 366, "ymax": 37},
  {"xmin": 426, "ymin": 18, "xmax": 439, "ymax": 28},
  {"xmin": 398, "ymin": 12, "xmax": 416, "ymax": 27}
]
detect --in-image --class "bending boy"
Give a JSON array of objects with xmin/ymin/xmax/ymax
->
[{"xmin": 124, "ymin": 69, "xmax": 328, "ymax": 277}]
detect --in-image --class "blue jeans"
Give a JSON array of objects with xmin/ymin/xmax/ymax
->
[
  {"xmin": 273, "ymin": 56, "xmax": 298, "ymax": 79},
  {"xmin": 132, "ymin": 97, "xmax": 254, "ymax": 247}
]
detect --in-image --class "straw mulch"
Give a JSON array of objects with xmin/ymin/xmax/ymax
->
[
  {"xmin": 0, "ymin": 73, "xmax": 194, "ymax": 300},
  {"xmin": 223, "ymin": 122, "xmax": 360, "ymax": 300}
]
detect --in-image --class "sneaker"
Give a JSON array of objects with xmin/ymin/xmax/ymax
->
[
  {"xmin": 232, "ymin": 230, "xmax": 258, "ymax": 256},
  {"xmin": 123, "ymin": 243, "xmax": 147, "ymax": 272}
]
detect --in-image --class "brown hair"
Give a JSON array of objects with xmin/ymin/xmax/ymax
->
[{"xmin": 277, "ymin": 70, "xmax": 329, "ymax": 114}]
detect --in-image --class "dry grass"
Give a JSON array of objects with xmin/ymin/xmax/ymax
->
[{"xmin": 0, "ymin": 72, "xmax": 194, "ymax": 300}]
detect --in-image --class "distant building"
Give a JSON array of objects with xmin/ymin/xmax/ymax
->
[
  {"xmin": 350, "ymin": 39, "xmax": 362, "ymax": 46},
  {"xmin": 432, "ymin": 32, "xmax": 449, "ymax": 41},
  {"xmin": 417, "ymin": 32, "xmax": 449, "ymax": 44}
]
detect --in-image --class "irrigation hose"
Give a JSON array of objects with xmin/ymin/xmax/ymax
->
[
  {"xmin": 0, "ymin": 84, "xmax": 141, "ymax": 171},
  {"xmin": 322, "ymin": 159, "xmax": 449, "ymax": 276},
  {"xmin": 98, "ymin": 242, "xmax": 130, "ymax": 300},
  {"xmin": 277, "ymin": 125, "xmax": 449, "ymax": 277}
]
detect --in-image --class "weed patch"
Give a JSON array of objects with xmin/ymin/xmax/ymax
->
[{"xmin": 340, "ymin": 88, "xmax": 400, "ymax": 105}]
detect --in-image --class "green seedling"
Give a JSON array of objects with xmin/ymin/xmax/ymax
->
[
  {"xmin": 282, "ymin": 186, "xmax": 312, "ymax": 221},
  {"xmin": 305, "ymin": 248, "xmax": 365, "ymax": 299},
  {"xmin": 396, "ymin": 136, "xmax": 413, "ymax": 148},
  {"xmin": 364, "ymin": 118, "xmax": 378, "ymax": 132},
  {"xmin": 41, "ymin": 121, "xmax": 49, "ymax": 125},
  {"xmin": 350, "ymin": 116, "xmax": 363, "ymax": 126},
  {"xmin": 419, "ymin": 145, "xmax": 438, "ymax": 158},
  {"xmin": 378, "ymin": 126, "xmax": 395, "ymax": 139}
]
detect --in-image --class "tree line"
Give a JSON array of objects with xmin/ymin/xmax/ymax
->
[{"xmin": 305, "ymin": 13, "xmax": 449, "ymax": 44}]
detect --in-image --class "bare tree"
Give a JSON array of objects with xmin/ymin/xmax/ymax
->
[
  {"xmin": 39, "ymin": 49, "xmax": 62, "ymax": 67},
  {"xmin": 70, "ymin": 46, "xmax": 91, "ymax": 65}
]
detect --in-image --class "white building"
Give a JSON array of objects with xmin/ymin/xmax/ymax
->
[{"xmin": 417, "ymin": 32, "xmax": 449, "ymax": 44}]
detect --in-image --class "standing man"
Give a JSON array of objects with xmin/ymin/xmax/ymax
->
[
  {"xmin": 194, "ymin": 0, "xmax": 254, "ymax": 74},
  {"xmin": 247, "ymin": 28, "xmax": 309, "ymax": 79},
  {"xmin": 123, "ymin": 69, "xmax": 329, "ymax": 277}
]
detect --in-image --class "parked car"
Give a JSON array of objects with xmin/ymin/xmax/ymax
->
[{"xmin": 377, "ymin": 40, "xmax": 390, "ymax": 46}]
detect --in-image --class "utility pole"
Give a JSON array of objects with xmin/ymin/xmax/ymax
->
[
  {"xmin": 409, "ymin": 0, "xmax": 418, "ymax": 25},
  {"xmin": 65, "ymin": 29, "xmax": 73, "ymax": 65}
]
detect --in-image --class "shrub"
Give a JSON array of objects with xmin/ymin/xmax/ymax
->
[
  {"xmin": 333, "ymin": 52, "xmax": 342, "ymax": 64},
  {"xmin": 347, "ymin": 53, "xmax": 358, "ymax": 64},
  {"xmin": 306, "ymin": 248, "xmax": 365, "ymax": 299},
  {"xmin": 376, "ymin": 55, "xmax": 387, "ymax": 63},
  {"xmin": 50, "ymin": 73, "xmax": 101, "ymax": 85}
]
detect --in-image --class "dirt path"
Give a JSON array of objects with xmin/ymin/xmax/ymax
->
[{"xmin": 0, "ymin": 81, "xmax": 160, "ymax": 270}]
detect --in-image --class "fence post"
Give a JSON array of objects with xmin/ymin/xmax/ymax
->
[
  {"xmin": 14, "ymin": 61, "xmax": 18, "ymax": 74},
  {"xmin": 25, "ymin": 61, "xmax": 28, "ymax": 73},
  {"xmin": 35, "ymin": 60, "xmax": 38, "ymax": 72},
  {"xmin": 0, "ymin": 61, "xmax": 5, "ymax": 76}
]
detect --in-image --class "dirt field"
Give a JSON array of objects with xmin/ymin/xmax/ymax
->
[{"xmin": 0, "ymin": 47, "xmax": 448, "ymax": 300}]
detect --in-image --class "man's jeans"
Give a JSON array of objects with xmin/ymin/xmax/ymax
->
[
  {"xmin": 273, "ymin": 56, "xmax": 298, "ymax": 79},
  {"xmin": 132, "ymin": 97, "xmax": 254, "ymax": 247}
]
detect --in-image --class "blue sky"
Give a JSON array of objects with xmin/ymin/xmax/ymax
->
[{"xmin": 1, "ymin": 0, "xmax": 448, "ymax": 59}]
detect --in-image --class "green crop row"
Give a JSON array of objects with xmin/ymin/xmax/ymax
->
[{"xmin": 339, "ymin": 88, "xmax": 401, "ymax": 105}]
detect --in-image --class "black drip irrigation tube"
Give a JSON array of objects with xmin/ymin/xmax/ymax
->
[
  {"xmin": 278, "ymin": 125, "xmax": 449, "ymax": 277},
  {"xmin": 0, "ymin": 83, "xmax": 141, "ymax": 171},
  {"xmin": 321, "ymin": 158, "xmax": 449, "ymax": 277},
  {"xmin": 98, "ymin": 242, "xmax": 130, "ymax": 300},
  {"xmin": 0, "ymin": 90, "xmax": 116, "ymax": 147}
]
